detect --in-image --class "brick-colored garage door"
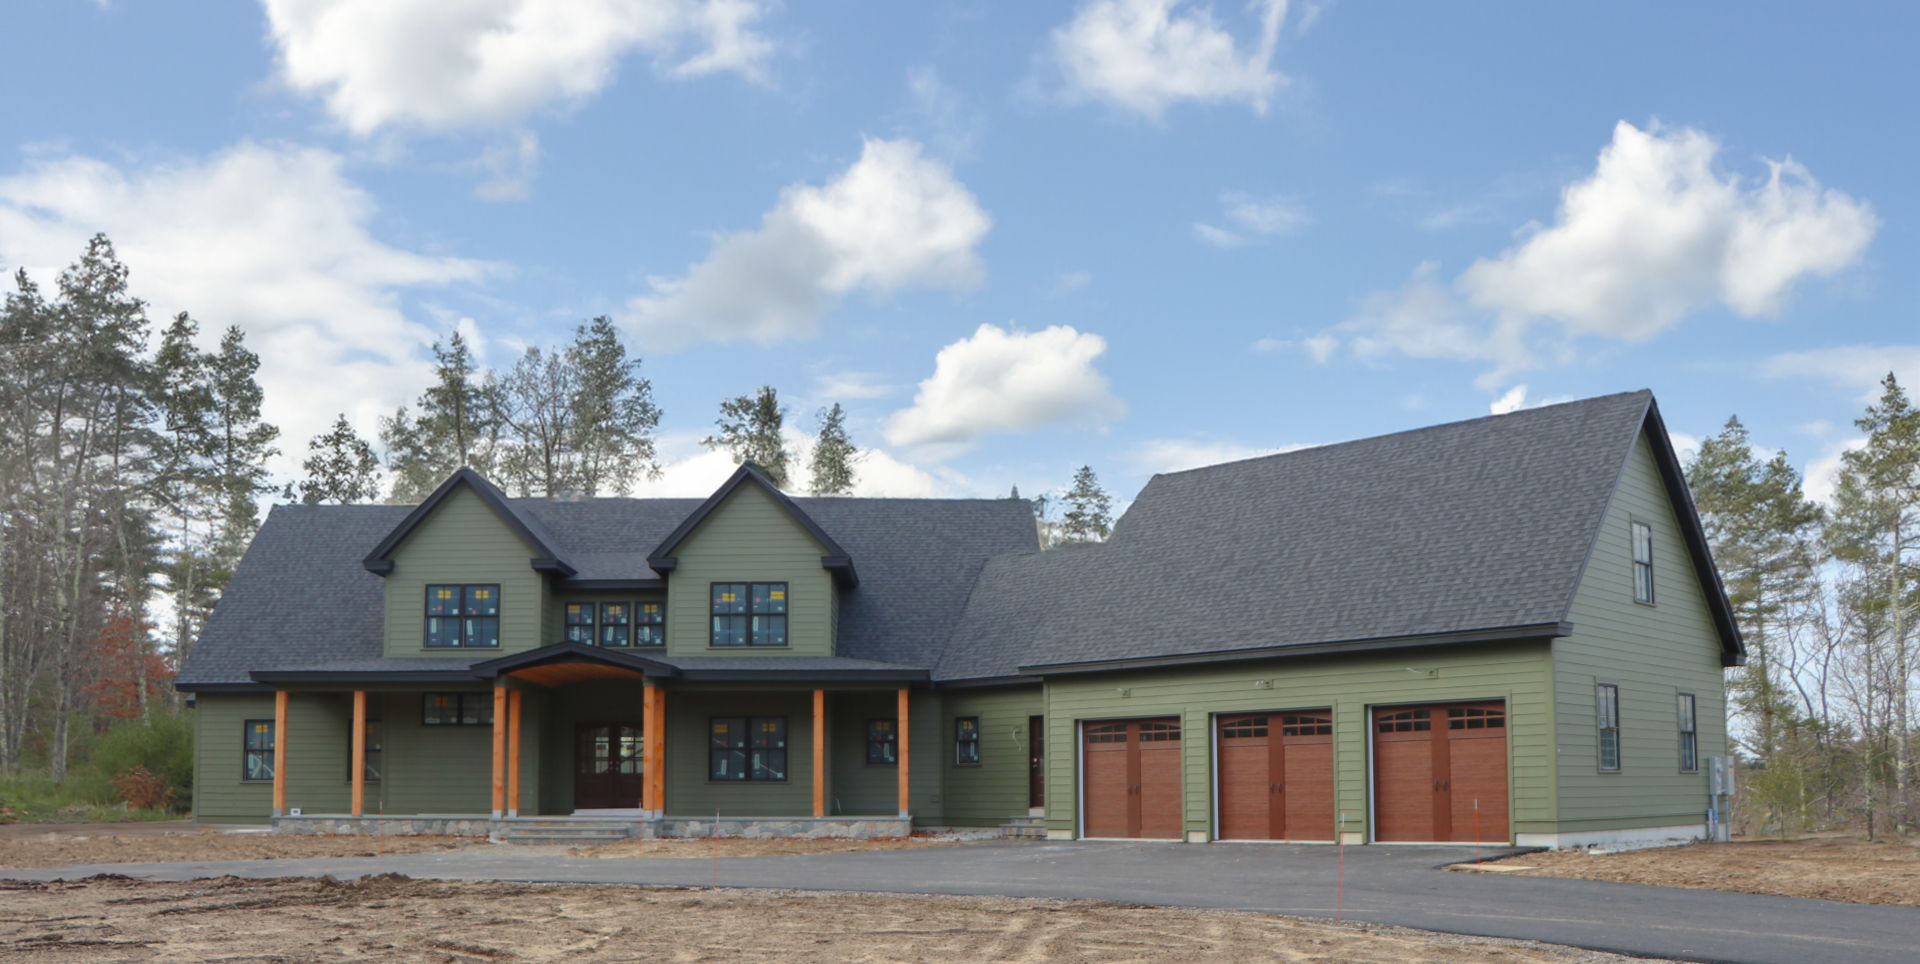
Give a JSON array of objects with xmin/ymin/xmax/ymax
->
[
  {"xmin": 1216, "ymin": 711, "xmax": 1335, "ymax": 840},
  {"xmin": 1082, "ymin": 718, "xmax": 1183, "ymax": 839},
  {"xmin": 1371, "ymin": 701, "xmax": 1508, "ymax": 843}
]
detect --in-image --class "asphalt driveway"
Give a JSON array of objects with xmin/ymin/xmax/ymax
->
[{"xmin": 8, "ymin": 840, "xmax": 1913, "ymax": 964}]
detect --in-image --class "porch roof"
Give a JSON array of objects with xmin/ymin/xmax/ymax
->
[{"xmin": 244, "ymin": 643, "xmax": 931, "ymax": 687}]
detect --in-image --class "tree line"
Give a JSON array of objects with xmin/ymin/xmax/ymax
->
[{"xmin": 1690, "ymin": 374, "xmax": 1919, "ymax": 837}]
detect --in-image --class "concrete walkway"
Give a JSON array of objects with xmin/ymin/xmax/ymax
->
[{"xmin": 8, "ymin": 840, "xmax": 1914, "ymax": 964}]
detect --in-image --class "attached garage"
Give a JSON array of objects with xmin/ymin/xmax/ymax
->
[
  {"xmin": 1215, "ymin": 711, "xmax": 1335, "ymax": 841},
  {"xmin": 1372, "ymin": 701, "xmax": 1510, "ymax": 843},
  {"xmin": 1082, "ymin": 718, "xmax": 1183, "ymax": 839}
]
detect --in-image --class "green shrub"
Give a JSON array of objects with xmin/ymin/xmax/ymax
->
[{"xmin": 88, "ymin": 713, "xmax": 194, "ymax": 799}]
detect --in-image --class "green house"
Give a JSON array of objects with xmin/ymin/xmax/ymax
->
[{"xmin": 178, "ymin": 389, "xmax": 1740, "ymax": 848}]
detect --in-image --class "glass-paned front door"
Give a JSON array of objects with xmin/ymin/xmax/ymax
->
[{"xmin": 574, "ymin": 722, "xmax": 645, "ymax": 809}]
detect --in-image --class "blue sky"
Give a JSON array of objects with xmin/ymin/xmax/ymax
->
[{"xmin": 1, "ymin": 1, "xmax": 1911, "ymax": 508}]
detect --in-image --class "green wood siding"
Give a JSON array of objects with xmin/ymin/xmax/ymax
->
[
  {"xmin": 663, "ymin": 484, "xmax": 835, "ymax": 657},
  {"xmin": 661, "ymin": 689, "xmax": 821, "ymax": 816},
  {"xmin": 382, "ymin": 485, "xmax": 549, "ymax": 658},
  {"xmin": 938, "ymin": 686, "xmax": 1043, "ymax": 826},
  {"xmin": 1041, "ymin": 641, "xmax": 1555, "ymax": 841},
  {"xmin": 380, "ymin": 688, "xmax": 500, "ymax": 814},
  {"xmin": 1553, "ymin": 430, "xmax": 1727, "ymax": 831},
  {"xmin": 192, "ymin": 692, "xmax": 276, "ymax": 823}
]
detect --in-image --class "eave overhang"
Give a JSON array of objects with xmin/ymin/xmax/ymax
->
[
  {"xmin": 1017, "ymin": 622, "xmax": 1574, "ymax": 676},
  {"xmin": 361, "ymin": 467, "xmax": 577, "ymax": 578}
]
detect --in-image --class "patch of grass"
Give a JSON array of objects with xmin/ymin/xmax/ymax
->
[{"xmin": 0, "ymin": 770, "xmax": 182, "ymax": 823}]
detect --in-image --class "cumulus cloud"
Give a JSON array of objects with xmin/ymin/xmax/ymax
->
[
  {"xmin": 0, "ymin": 141, "xmax": 488, "ymax": 473},
  {"xmin": 630, "ymin": 430, "xmax": 948, "ymax": 498},
  {"xmin": 1051, "ymin": 0, "xmax": 1288, "ymax": 118},
  {"xmin": 884, "ymin": 323, "xmax": 1127, "ymax": 457},
  {"xmin": 1488, "ymin": 384, "xmax": 1573, "ymax": 415},
  {"xmin": 1129, "ymin": 438, "xmax": 1307, "ymax": 474},
  {"xmin": 1195, "ymin": 191, "xmax": 1308, "ymax": 246},
  {"xmin": 623, "ymin": 138, "xmax": 992, "ymax": 349},
  {"xmin": 262, "ymin": 0, "xmax": 775, "ymax": 135},
  {"xmin": 1324, "ymin": 122, "xmax": 1877, "ymax": 386},
  {"xmin": 1763, "ymin": 344, "xmax": 1920, "ymax": 402},
  {"xmin": 813, "ymin": 370, "xmax": 895, "ymax": 400}
]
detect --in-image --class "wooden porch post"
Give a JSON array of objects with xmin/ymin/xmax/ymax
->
[
  {"xmin": 272, "ymin": 690, "xmax": 288, "ymax": 817},
  {"xmin": 642, "ymin": 681, "xmax": 658, "ymax": 816},
  {"xmin": 507, "ymin": 690, "xmax": 523, "ymax": 817},
  {"xmin": 491, "ymin": 684, "xmax": 507, "ymax": 819},
  {"xmin": 897, "ymin": 687, "xmax": 910, "ymax": 818},
  {"xmin": 652, "ymin": 684, "xmax": 667, "ymax": 813},
  {"xmin": 350, "ymin": 691, "xmax": 366, "ymax": 816},
  {"xmin": 812, "ymin": 689, "xmax": 826, "ymax": 818}
]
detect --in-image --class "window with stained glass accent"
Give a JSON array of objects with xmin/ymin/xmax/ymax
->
[
  {"xmin": 1084, "ymin": 722, "xmax": 1127, "ymax": 744},
  {"xmin": 1282, "ymin": 714, "xmax": 1333, "ymax": 736},
  {"xmin": 1221, "ymin": 717, "xmax": 1268, "ymax": 738},
  {"xmin": 710, "ymin": 717, "xmax": 787, "ymax": 781},
  {"xmin": 1377, "ymin": 709, "xmax": 1431, "ymax": 733},
  {"xmin": 1140, "ymin": 721, "xmax": 1180, "ymax": 741},
  {"xmin": 867, "ymin": 719, "xmax": 898, "ymax": 765},
  {"xmin": 635, "ymin": 602, "xmax": 665, "ymax": 646},
  {"xmin": 1446, "ymin": 707, "xmax": 1505, "ymax": 730},
  {"xmin": 1597, "ymin": 684, "xmax": 1621, "ymax": 771},
  {"xmin": 710, "ymin": 582, "xmax": 788, "ymax": 646},
  {"xmin": 425, "ymin": 585, "xmax": 500, "ymax": 647},
  {"xmin": 565, "ymin": 602, "xmax": 596, "ymax": 644},
  {"xmin": 243, "ymin": 720, "xmax": 274, "ymax": 782},
  {"xmin": 954, "ymin": 717, "xmax": 980, "ymax": 765},
  {"xmin": 422, "ymin": 692, "xmax": 493, "ymax": 726}
]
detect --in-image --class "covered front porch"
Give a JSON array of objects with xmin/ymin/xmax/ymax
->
[{"xmin": 253, "ymin": 643, "xmax": 930, "ymax": 839}]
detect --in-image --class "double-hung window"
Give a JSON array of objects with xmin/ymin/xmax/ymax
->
[
  {"xmin": 1597, "ymin": 683, "xmax": 1621, "ymax": 772},
  {"xmin": 425, "ymin": 584, "xmax": 500, "ymax": 648},
  {"xmin": 565, "ymin": 602, "xmax": 596, "ymax": 644},
  {"xmin": 710, "ymin": 582, "xmax": 787, "ymax": 647},
  {"xmin": 954, "ymin": 717, "xmax": 980, "ymax": 765},
  {"xmin": 635, "ymin": 602, "xmax": 664, "ymax": 646},
  {"xmin": 348, "ymin": 719, "xmax": 383, "ymax": 783},
  {"xmin": 709, "ymin": 717, "xmax": 787, "ymax": 781},
  {"xmin": 867, "ymin": 719, "xmax": 898, "ymax": 765},
  {"xmin": 1677, "ymin": 693, "xmax": 1698, "ymax": 772},
  {"xmin": 599, "ymin": 603, "xmax": 631, "ymax": 647},
  {"xmin": 243, "ymin": 720, "xmax": 275, "ymax": 782},
  {"xmin": 1631, "ymin": 521, "xmax": 1655, "ymax": 605}
]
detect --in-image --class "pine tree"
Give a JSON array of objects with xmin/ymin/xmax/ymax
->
[
  {"xmin": 566, "ymin": 315, "xmax": 663, "ymax": 494},
  {"xmin": 295, "ymin": 415, "xmax": 382, "ymax": 505},
  {"xmin": 1058, "ymin": 466, "xmax": 1113, "ymax": 543},
  {"xmin": 807, "ymin": 403, "xmax": 858, "ymax": 496},
  {"xmin": 382, "ymin": 329, "xmax": 499, "ymax": 503},
  {"xmin": 152, "ymin": 313, "xmax": 217, "ymax": 680},
  {"xmin": 705, "ymin": 386, "xmax": 791, "ymax": 488}
]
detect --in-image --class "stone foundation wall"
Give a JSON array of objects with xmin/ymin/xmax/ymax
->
[
  {"xmin": 646, "ymin": 816, "xmax": 912, "ymax": 840},
  {"xmin": 271, "ymin": 815, "xmax": 493, "ymax": 837}
]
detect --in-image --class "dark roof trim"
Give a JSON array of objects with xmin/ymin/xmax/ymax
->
[
  {"xmin": 361, "ymin": 468, "xmax": 576, "ymax": 577},
  {"xmin": 1019, "ymin": 622, "xmax": 1574, "ymax": 676},
  {"xmin": 675, "ymin": 667, "xmax": 930, "ymax": 683},
  {"xmin": 647, "ymin": 462, "xmax": 858, "ymax": 588},
  {"xmin": 467, "ymin": 641, "xmax": 678, "ymax": 678},
  {"xmin": 174, "ymin": 682, "xmax": 275, "ymax": 693},
  {"xmin": 929, "ymin": 675, "xmax": 1044, "ymax": 689},
  {"xmin": 251, "ymin": 669, "xmax": 481, "ymax": 684},
  {"xmin": 556, "ymin": 578, "xmax": 668, "ymax": 592},
  {"xmin": 1639, "ymin": 399, "xmax": 1748, "ymax": 667}
]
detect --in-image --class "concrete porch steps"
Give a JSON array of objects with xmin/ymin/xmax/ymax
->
[
  {"xmin": 1000, "ymin": 816, "xmax": 1046, "ymax": 839},
  {"xmin": 493, "ymin": 816, "xmax": 639, "ymax": 847}
]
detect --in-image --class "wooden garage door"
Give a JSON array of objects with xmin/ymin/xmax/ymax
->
[
  {"xmin": 1082, "ymin": 718, "xmax": 1183, "ymax": 839},
  {"xmin": 1217, "ymin": 711, "xmax": 1335, "ymax": 840},
  {"xmin": 1372, "ymin": 701, "xmax": 1508, "ymax": 843}
]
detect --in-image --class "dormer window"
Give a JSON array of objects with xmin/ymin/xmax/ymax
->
[
  {"xmin": 710, "ymin": 582, "xmax": 787, "ymax": 647},
  {"xmin": 425, "ymin": 585, "xmax": 500, "ymax": 648},
  {"xmin": 564, "ymin": 600, "xmax": 665, "ymax": 647}
]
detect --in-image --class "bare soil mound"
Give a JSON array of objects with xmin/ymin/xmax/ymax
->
[{"xmin": 1476, "ymin": 834, "xmax": 1920, "ymax": 906}]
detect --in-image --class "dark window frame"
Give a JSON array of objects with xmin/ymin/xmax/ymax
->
[
  {"xmin": 346, "ymin": 717, "xmax": 384, "ymax": 784},
  {"xmin": 1597, "ymin": 683, "xmax": 1621, "ymax": 772},
  {"xmin": 243, "ymin": 719, "xmax": 275, "ymax": 782},
  {"xmin": 564, "ymin": 600, "xmax": 597, "ymax": 645},
  {"xmin": 422, "ymin": 692, "xmax": 495, "ymax": 726},
  {"xmin": 635, "ymin": 600, "xmax": 665, "ymax": 647},
  {"xmin": 424, "ymin": 584, "xmax": 502, "ymax": 648},
  {"xmin": 1631, "ymin": 520, "xmax": 1655, "ymax": 606},
  {"xmin": 867, "ymin": 718, "xmax": 899, "ymax": 766},
  {"xmin": 562, "ymin": 599, "xmax": 666, "ymax": 648},
  {"xmin": 954, "ymin": 716, "xmax": 980, "ymax": 766},
  {"xmin": 1677, "ymin": 692, "xmax": 1698, "ymax": 773},
  {"xmin": 707, "ymin": 716, "xmax": 789, "ymax": 782},
  {"xmin": 708, "ymin": 582, "xmax": 789, "ymax": 648}
]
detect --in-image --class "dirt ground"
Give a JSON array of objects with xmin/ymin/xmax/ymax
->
[
  {"xmin": 0, "ymin": 874, "xmax": 1677, "ymax": 963},
  {"xmin": 566, "ymin": 835, "xmax": 965, "ymax": 858},
  {"xmin": 0, "ymin": 830, "xmax": 472, "ymax": 869},
  {"xmin": 1468, "ymin": 834, "xmax": 1920, "ymax": 907}
]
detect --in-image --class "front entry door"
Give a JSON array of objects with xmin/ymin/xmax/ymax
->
[
  {"xmin": 574, "ymin": 722, "xmax": 645, "ymax": 810},
  {"xmin": 1029, "ymin": 715, "xmax": 1045, "ymax": 810}
]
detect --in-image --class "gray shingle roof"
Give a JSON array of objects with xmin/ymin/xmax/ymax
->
[{"xmin": 936, "ymin": 391, "xmax": 1660, "ymax": 680}]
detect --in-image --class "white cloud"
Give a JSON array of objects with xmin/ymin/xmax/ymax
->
[
  {"xmin": 1763, "ymin": 344, "xmax": 1920, "ymax": 402},
  {"xmin": 1051, "ymin": 0, "xmax": 1288, "ymax": 118},
  {"xmin": 1803, "ymin": 438, "xmax": 1868, "ymax": 506},
  {"xmin": 1192, "ymin": 222, "xmax": 1244, "ymax": 247},
  {"xmin": 1330, "ymin": 122, "xmax": 1877, "ymax": 386},
  {"xmin": 1487, "ymin": 384, "xmax": 1572, "ymax": 415},
  {"xmin": 903, "ymin": 67, "xmax": 983, "ymax": 160},
  {"xmin": 884, "ymin": 322, "xmax": 1127, "ymax": 457},
  {"xmin": 1667, "ymin": 430, "xmax": 1702, "ymax": 463},
  {"xmin": 1129, "ymin": 438, "xmax": 1307, "ymax": 474},
  {"xmin": 1051, "ymin": 270, "xmax": 1092, "ymax": 295},
  {"xmin": 473, "ymin": 130, "xmax": 540, "ymax": 201},
  {"xmin": 1250, "ymin": 337, "xmax": 1290, "ymax": 352},
  {"xmin": 630, "ymin": 430, "xmax": 948, "ymax": 498},
  {"xmin": 813, "ymin": 370, "xmax": 895, "ymax": 401},
  {"xmin": 261, "ymin": 0, "xmax": 775, "ymax": 136},
  {"xmin": 623, "ymin": 138, "xmax": 992, "ymax": 349},
  {"xmin": 1197, "ymin": 190, "xmax": 1307, "ymax": 247},
  {"xmin": 0, "ymin": 141, "xmax": 487, "ymax": 474}
]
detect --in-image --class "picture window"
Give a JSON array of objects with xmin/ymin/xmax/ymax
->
[
  {"xmin": 422, "ymin": 692, "xmax": 494, "ymax": 726},
  {"xmin": 710, "ymin": 582, "xmax": 787, "ymax": 647},
  {"xmin": 425, "ymin": 584, "xmax": 500, "ymax": 648},
  {"xmin": 709, "ymin": 717, "xmax": 787, "ymax": 781}
]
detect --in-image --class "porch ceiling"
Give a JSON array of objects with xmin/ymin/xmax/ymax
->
[{"xmin": 507, "ymin": 662, "xmax": 647, "ymax": 688}]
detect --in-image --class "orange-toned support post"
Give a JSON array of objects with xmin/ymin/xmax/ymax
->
[
  {"xmin": 812, "ymin": 689, "xmax": 826, "ymax": 818},
  {"xmin": 897, "ymin": 687, "xmax": 911, "ymax": 818},
  {"xmin": 507, "ymin": 690, "xmax": 523, "ymax": 817},
  {"xmin": 642, "ymin": 681, "xmax": 657, "ymax": 816},
  {"xmin": 272, "ymin": 690, "xmax": 289, "ymax": 817},
  {"xmin": 491, "ymin": 685, "xmax": 507, "ymax": 818},
  {"xmin": 351, "ymin": 690, "xmax": 366, "ymax": 816},
  {"xmin": 647, "ymin": 684, "xmax": 667, "ymax": 814}
]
